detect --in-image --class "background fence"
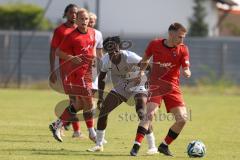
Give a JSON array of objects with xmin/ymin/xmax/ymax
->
[{"xmin": 0, "ymin": 30, "xmax": 240, "ymax": 87}]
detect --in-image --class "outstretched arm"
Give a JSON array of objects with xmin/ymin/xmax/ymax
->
[{"xmin": 49, "ymin": 47, "xmax": 57, "ymax": 83}]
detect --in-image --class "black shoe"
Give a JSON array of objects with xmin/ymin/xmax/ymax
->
[
  {"xmin": 158, "ymin": 143, "xmax": 173, "ymax": 156},
  {"xmin": 130, "ymin": 144, "xmax": 140, "ymax": 156}
]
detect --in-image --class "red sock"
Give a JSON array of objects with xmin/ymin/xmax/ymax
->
[
  {"xmin": 60, "ymin": 108, "xmax": 71, "ymax": 123},
  {"xmin": 164, "ymin": 129, "xmax": 179, "ymax": 145},
  {"xmin": 85, "ymin": 118, "xmax": 94, "ymax": 128},
  {"xmin": 135, "ymin": 133, "xmax": 144, "ymax": 144},
  {"xmin": 72, "ymin": 121, "xmax": 80, "ymax": 132},
  {"xmin": 62, "ymin": 121, "xmax": 69, "ymax": 127},
  {"xmin": 164, "ymin": 135, "xmax": 174, "ymax": 145},
  {"xmin": 134, "ymin": 126, "xmax": 147, "ymax": 144}
]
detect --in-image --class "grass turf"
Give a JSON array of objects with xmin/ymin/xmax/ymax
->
[{"xmin": 0, "ymin": 88, "xmax": 239, "ymax": 160}]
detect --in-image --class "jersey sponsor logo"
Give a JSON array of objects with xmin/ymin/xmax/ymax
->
[
  {"xmin": 81, "ymin": 44, "xmax": 94, "ymax": 52},
  {"xmin": 156, "ymin": 62, "xmax": 175, "ymax": 68}
]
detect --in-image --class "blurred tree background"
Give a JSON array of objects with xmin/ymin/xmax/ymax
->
[
  {"xmin": 0, "ymin": 3, "xmax": 54, "ymax": 30},
  {"xmin": 188, "ymin": 0, "xmax": 208, "ymax": 37}
]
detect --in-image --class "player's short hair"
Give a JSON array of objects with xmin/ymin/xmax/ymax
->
[
  {"xmin": 89, "ymin": 12, "xmax": 97, "ymax": 20},
  {"xmin": 168, "ymin": 22, "xmax": 187, "ymax": 32},
  {"xmin": 77, "ymin": 8, "xmax": 89, "ymax": 18},
  {"xmin": 103, "ymin": 36, "xmax": 121, "ymax": 52},
  {"xmin": 63, "ymin": 4, "xmax": 78, "ymax": 18}
]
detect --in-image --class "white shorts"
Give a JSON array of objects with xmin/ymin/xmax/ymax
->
[
  {"xmin": 92, "ymin": 76, "xmax": 98, "ymax": 90},
  {"xmin": 112, "ymin": 79, "xmax": 148, "ymax": 100}
]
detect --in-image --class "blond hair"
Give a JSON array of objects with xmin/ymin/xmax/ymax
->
[
  {"xmin": 77, "ymin": 8, "xmax": 89, "ymax": 18},
  {"xmin": 89, "ymin": 12, "xmax": 97, "ymax": 20}
]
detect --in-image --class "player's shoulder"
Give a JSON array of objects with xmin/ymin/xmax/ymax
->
[
  {"xmin": 122, "ymin": 50, "xmax": 138, "ymax": 57},
  {"xmin": 87, "ymin": 27, "xmax": 96, "ymax": 34},
  {"xmin": 53, "ymin": 24, "xmax": 64, "ymax": 33},
  {"xmin": 151, "ymin": 38, "xmax": 164, "ymax": 43},
  {"xmin": 93, "ymin": 29, "xmax": 103, "ymax": 41},
  {"xmin": 178, "ymin": 43, "xmax": 189, "ymax": 50},
  {"xmin": 101, "ymin": 53, "xmax": 110, "ymax": 64},
  {"xmin": 149, "ymin": 38, "xmax": 164, "ymax": 46},
  {"xmin": 93, "ymin": 28, "xmax": 102, "ymax": 35}
]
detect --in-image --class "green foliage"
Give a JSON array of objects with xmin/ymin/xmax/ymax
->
[
  {"xmin": 195, "ymin": 65, "xmax": 235, "ymax": 87},
  {"xmin": 189, "ymin": 0, "xmax": 208, "ymax": 37},
  {"xmin": 0, "ymin": 3, "xmax": 54, "ymax": 30}
]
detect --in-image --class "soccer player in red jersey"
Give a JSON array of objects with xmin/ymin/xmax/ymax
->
[
  {"xmin": 130, "ymin": 22, "xmax": 191, "ymax": 156},
  {"xmin": 49, "ymin": 8, "xmax": 97, "ymax": 142},
  {"xmin": 49, "ymin": 4, "xmax": 84, "ymax": 139},
  {"xmin": 50, "ymin": 4, "xmax": 78, "ymax": 83}
]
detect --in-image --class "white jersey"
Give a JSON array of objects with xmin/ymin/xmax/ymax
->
[
  {"xmin": 92, "ymin": 29, "xmax": 103, "ymax": 90},
  {"xmin": 101, "ymin": 50, "xmax": 147, "ymax": 97}
]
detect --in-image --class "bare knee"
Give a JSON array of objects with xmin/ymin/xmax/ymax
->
[
  {"xmin": 146, "ymin": 111, "xmax": 155, "ymax": 121},
  {"xmin": 175, "ymin": 115, "xmax": 187, "ymax": 127}
]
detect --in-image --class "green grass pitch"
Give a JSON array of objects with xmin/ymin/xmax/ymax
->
[{"xmin": 0, "ymin": 88, "xmax": 239, "ymax": 160}]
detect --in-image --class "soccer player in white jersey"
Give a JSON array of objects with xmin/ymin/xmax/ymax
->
[
  {"xmin": 87, "ymin": 36, "xmax": 158, "ymax": 155},
  {"xmin": 88, "ymin": 12, "xmax": 103, "ymax": 93}
]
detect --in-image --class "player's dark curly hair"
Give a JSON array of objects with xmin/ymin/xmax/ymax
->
[
  {"xmin": 103, "ymin": 36, "xmax": 121, "ymax": 52},
  {"xmin": 63, "ymin": 4, "xmax": 78, "ymax": 18}
]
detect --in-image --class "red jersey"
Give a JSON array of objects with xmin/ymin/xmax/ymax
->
[
  {"xmin": 59, "ymin": 27, "xmax": 96, "ymax": 79},
  {"xmin": 51, "ymin": 23, "xmax": 77, "ymax": 64},
  {"xmin": 145, "ymin": 39, "xmax": 190, "ymax": 85}
]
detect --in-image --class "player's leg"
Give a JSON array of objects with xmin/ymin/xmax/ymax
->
[
  {"xmin": 130, "ymin": 102, "xmax": 159, "ymax": 156},
  {"xmin": 134, "ymin": 93, "xmax": 158, "ymax": 155},
  {"xmin": 79, "ymin": 89, "xmax": 97, "ymax": 142},
  {"xmin": 158, "ymin": 89, "xmax": 187, "ymax": 156},
  {"xmin": 71, "ymin": 96, "xmax": 85, "ymax": 138},
  {"xmin": 158, "ymin": 106, "xmax": 187, "ymax": 156},
  {"xmin": 49, "ymin": 100, "xmax": 79, "ymax": 142},
  {"xmin": 87, "ymin": 91, "xmax": 124, "ymax": 152}
]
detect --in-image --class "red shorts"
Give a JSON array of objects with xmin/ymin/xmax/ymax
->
[
  {"xmin": 148, "ymin": 80, "xmax": 185, "ymax": 112},
  {"xmin": 62, "ymin": 73, "xmax": 92, "ymax": 97}
]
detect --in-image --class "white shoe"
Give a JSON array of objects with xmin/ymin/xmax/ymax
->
[
  {"xmin": 103, "ymin": 139, "xmax": 107, "ymax": 144},
  {"xmin": 146, "ymin": 147, "xmax": 158, "ymax": 155},
  {"xmin": 87, "ymin": 145, "xmax": 103, "ymax": 152},
  {"xmin": 72, "ymin": 131, "xmax": 86, "ymax": 139},
  {"xmin": 49, "ymin": 119, "xmax": 63, "ymax": 142}
]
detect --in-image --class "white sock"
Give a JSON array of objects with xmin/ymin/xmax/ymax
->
[
  {"xmin": 134, "ymin": 141, "xmax": 141, "ymax": 146},
  {"xmin": 88, "ymin": 127, "xmax": 96, "ymax": 137},
  {"xmin": 96, "ymin": 130, "xmax": 105, "ymax": 146},
  {"xmin": 146, "ymin": 132, "xmax": 156, "ymax": 149}
]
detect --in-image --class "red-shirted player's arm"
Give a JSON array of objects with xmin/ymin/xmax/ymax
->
[
  {"xmin": 57, "ymin": 35, "xmax": 82, "ymax": 65},
  {"xmin": 135, "ymin": 40, "xmax": 154, "ymax": 85},
  {"xmin": 57, "ymin": 34, "xmax": 73, "ymax": 60},
  {"xmin": 181, "ymin": 46, "xmax": 191, "ymax": 78},
  {"xmin": 138, "ymin": 40, "xmax": 155, "ymax": 73},
  {"xmin": 49, "ymin": 29, "xmax": 61, "ymax": 82}
]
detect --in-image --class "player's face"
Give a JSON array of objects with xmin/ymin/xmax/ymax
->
[
  {"xmin": 88, "ymin": 17, "xmax": 96, "ymax": 28},
  {"xmin": 108, "ymin": 44, "xmax": 120, "ymax": 58},
  {"xmin": 66, "ymin": 7, "xmax": 78, "ymax": 23},
  {"xmin": 77, "ymin": 12, "xmax": 89, "ymax": 29},
  {"xmin": 172, "ymin": 30, "xmax": 186, "ymax": 46}
]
